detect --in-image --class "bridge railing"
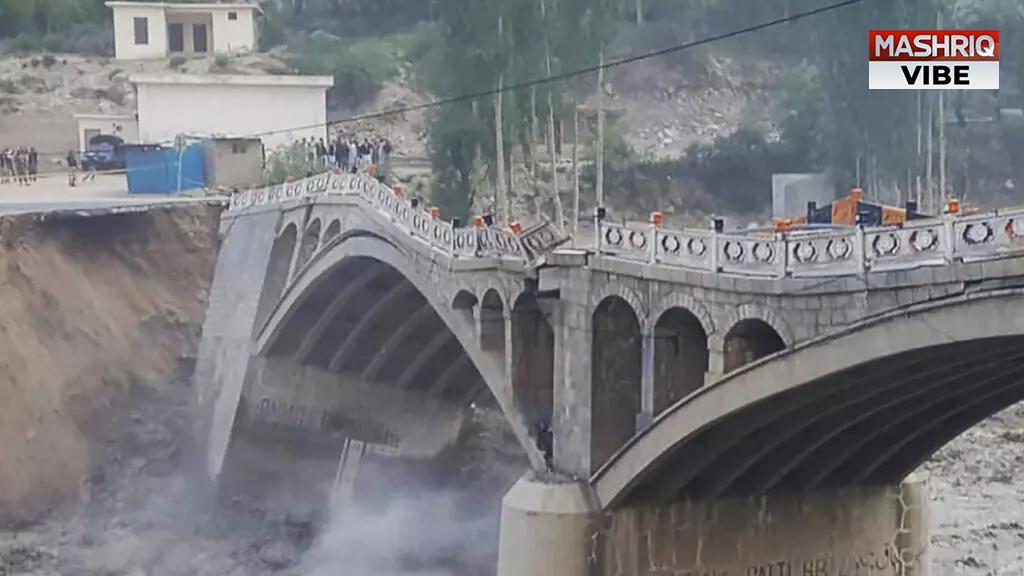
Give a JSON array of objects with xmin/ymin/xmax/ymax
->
[
  {"xmin": 227, "ymin": 172, "xmax": 568, "ymax": 263},
  {"xmin": 596, "ymin": 207, "xmax": 1024, "ymax": 277}
]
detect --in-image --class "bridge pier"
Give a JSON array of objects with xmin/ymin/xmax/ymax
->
[
  {"xmin": 498, "ymin": 475, "xmax": 929, "ymax": 576},
  {"xmin": 498, "ymin": 475, "xmax": 600, "ymax": 576}
]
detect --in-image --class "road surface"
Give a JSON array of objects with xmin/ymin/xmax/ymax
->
[{"xmin": 0, "ymin": 173, "xmax": 225, "ymax": 216}]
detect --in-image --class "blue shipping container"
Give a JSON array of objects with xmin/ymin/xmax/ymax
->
[{"xmin": 124, "ymin": 144, "xmax": 206, "ymax": 194}]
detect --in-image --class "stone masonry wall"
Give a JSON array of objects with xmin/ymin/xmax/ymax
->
[{"xmin": 594, "ymin": 478, "xmax": 929, "ymax": 576}]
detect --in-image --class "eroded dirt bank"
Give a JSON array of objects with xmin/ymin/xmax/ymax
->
[{"xmin": 0, "ymin": 207, "xmax": 220, "ymax": 521}]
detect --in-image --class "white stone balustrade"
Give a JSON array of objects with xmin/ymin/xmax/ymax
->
[
  {"xmin": 228, "ymin": 172, "xmax": 565, "ymax": 263},
  {"xmin": 595, "ymin": 207, "xmax": 1024, "ymax": 277}
]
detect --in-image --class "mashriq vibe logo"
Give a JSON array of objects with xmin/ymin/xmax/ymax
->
[{"xmin": 869, "ymin": 30, "xmax": 1000, "ymax": 90}]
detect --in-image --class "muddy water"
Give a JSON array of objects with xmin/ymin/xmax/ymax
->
[
  {"xmin": 1, "ymin": 380, "xmax": 1022, "ymax": 575},
  {"xmin": 926, "ymin": 401, "xmax": 1024, "ymax": 574}
]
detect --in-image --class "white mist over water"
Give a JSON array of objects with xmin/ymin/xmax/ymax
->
[{"xmin": 298, "ymin": 489, "xmax": 500, "ymax": 576}]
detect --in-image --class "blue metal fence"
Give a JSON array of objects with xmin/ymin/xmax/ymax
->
[{"xmin": 124, "ymin": 144, "xmax": 206, "ymax": 194}]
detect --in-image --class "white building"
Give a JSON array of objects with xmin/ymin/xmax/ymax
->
[
  {"xmin": 131, "ymin": 73, "xmax": 333, "ymax": 150},
  {"xmin": 74, "ymin": 113, "xmax": 140, "ymax": 151},
  {"xmin": 107, "ymin": 2, "xmax": 261, "ymax": 60}
]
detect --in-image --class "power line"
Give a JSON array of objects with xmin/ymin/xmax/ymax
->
[
  {"xmin": 249, "ymin": 0, "xmax": 866, "ymax": 138},
  {"xmin": 12, "ymin": 0, "xmax": 865, "ymax": 157}
]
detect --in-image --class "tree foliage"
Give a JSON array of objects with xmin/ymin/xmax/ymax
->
[{"xmin": 423, "ymin": 0, "xmax": 620, "ymax": 220}]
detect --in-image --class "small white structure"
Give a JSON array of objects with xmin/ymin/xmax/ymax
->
[
  {"xmin": 772, "ymin": 172, "xmax": 835, "ymax": 219},
  {"xmin": 74, "ymin": 113, "xmax": 140, "ymax": 151},
  {"xmin": 131, "ymin": 73, "xmax": 333, "ymax": 150},
  {"xmin": 107, "ymin": 2, "xmax": 261, "ymax": 60}
]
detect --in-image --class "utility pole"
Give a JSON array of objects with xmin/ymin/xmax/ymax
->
[
  {"xmin": 572, "ymin": 105, "xmax": 580, "ymax": 242},
  {"xmin": 494, "ymin": 15, "xmax": 507, "ymax": 224},
  {"xmin": 541, "ymin": 0, "xmax": 564, "ymax": 232},
  {"xmin": 596, "ymin": 49, "xmax": 606, "ymax": 211},
  {"xmin": 938, "ymin": 11, "xmax": 946, "ymax": 211},
  {"xmin": 926, "ymin": 93, "xmax": 934, "ymax": 213},
  {"xmin": 916, "ymin": 90, "xmax": 922, "ymax": 207}
]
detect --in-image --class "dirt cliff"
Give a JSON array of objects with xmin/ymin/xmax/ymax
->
[{"xmin": 0, "ymin": 206, "xmax": 219, "ymax": 521}]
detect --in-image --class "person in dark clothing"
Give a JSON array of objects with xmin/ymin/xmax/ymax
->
[
  {"xmin": 0, "ymin": 149, "xmax": 9, "ymax": 183},
  {"xmin": 339, "ymin": 137, "xmax": 352, "ymax": 170},
  {"xmin": 66, "ymin": 150, "xmax": 78, "ymax": 187},
  {"xmin": 28, "ymin": 147, "xmax": 38, "ymax": 182},
  {"xmin": 532, "ymin": 421, "xmax": 554, "ymax": 470}
]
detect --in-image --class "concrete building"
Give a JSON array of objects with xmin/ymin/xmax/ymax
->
[
  {"xmin": 203, "ymin": 137, "xmax": 264, "ymax": 190},
  {"xmin": 771, "ymin": 172, "xmax": 834, "ymax": 219},
  {"xmin": 74, "ymin": 113, "xmax": 139, "ymax": 152},
  {"xmin": 107, "ymin": 1, "xmax": 261, "ymax": 60},
  {"xmin": 131, "ymin": 73, "xmax": 333, "ymax": 150}
]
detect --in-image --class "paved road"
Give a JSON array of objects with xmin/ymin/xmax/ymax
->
[{"xmin": 0, "ymin": 173, "xmax": 226, "ymax": 216}]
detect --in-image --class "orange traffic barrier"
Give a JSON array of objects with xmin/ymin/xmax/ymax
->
[
  {"xmin": 947, "ymin": 198, "xmax": 961, "ymax": 214},
  {"xmin": 509, "ymin": 221, "xmax": 523, "ymax": 234},
  {"xmin": 773, "ymin": 218, "xmax": 794, "ymax": 232},
  {"xmin": 650, "ymin": 211, "xmax": 664, "ymax": 227},
  {"xmin": 473, "ymin": 215, "xmax": 484, "ymax": 228},
  {"xmin": 430, "ymin": 206, "xmax": 441, "ymax": 218}
]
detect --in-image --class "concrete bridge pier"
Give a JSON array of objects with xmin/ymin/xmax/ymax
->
[
  {"xmin": 498, "ymin": 475, "xmax": 929, "ymax": 576},
  {"xmin": 497, "ymin": 475, "xmax": 601, "ymax": 576}
]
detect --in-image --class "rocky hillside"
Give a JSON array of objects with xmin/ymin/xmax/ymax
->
[{"xmin": 0, "ymin": 52, "xmax": 293, "ymax": 160}]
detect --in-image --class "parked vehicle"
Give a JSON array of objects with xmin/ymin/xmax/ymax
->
[{"xmin": 80, "ymin": 135, "xmax": 126, "ymax": 171}]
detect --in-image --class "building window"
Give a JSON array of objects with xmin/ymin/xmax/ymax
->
[
  {"xmin": 232, "ymin": 142, "xmax": 247, "ymax": 154},
  {"xmin": 134, "ymin": 17, "xmax": 149, "ymax": 45},
  {"xmin": 228, "ymin": 11, "xmax": 238, "ymax": 21}
]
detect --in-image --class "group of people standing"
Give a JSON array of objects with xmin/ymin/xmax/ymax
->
[
  {"xmin": 0, "ymin": 147, "xmax": 39, "ymax": 185},
  {"xmin": 300, "ymin": 136, "xmax": 393, "ymax": 175}
]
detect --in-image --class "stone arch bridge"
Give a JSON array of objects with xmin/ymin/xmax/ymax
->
[{"xmin": 194, "ymin": 172, "xmax": 1024, "ymax": 575}]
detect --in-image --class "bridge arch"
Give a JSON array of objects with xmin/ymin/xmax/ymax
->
[
  {"xmin": 591, "ymin": 295, "xmax": 643, "ymax": 472},
  {"xmin": 652, "ymin": 306, "xmax": 709, "ymax": 414},
  {"xmin": 321, "ymin": 218, "xmax": 341, "ymax": 247},
  {"xmin": 592, "ymin": 284, "xmax": 648, "ymax": 329},
  {"xmin": 452, "ymin": 289, "xmax": 479, "ymax": 327},
  {"xmin": 511, "ymin": 292, "xmax": 555, "ymax": 434},
  {"xmin": 296, "ymin": 218, "xmax": 322, "ymax": 273},
  {"xmin": 479, "ymin": 288, "xmax": 507, "ymax": 355},
  {"xmin": 592, "ymin": 290, "xmax": 1024, "ymax": 508},
  {"xmin": 720, "ymin": 304, "xmax": 792, "ymax": 373},
  {"xmin": 255, "ymin": 232, "xmax": 546, "ymax": 471},
  {"xmin": 649, "ymin": 293, "xmax": 714, "ymax": 337},
  {"xmin": 254, "ymin": 222, "xmax": 297, "ymax": 330}
]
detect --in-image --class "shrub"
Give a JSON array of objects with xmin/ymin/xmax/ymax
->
[
  {"xmin": 168, "ymin": 55, "xmax": 187, "ymax": 69},
  {"xmin": 213, "ymin": 53, "xmax": 231, "ymax": 68},
  {"xmin": 2, "ymin": 24, "xmax": 112, "ymax": 56},
  {"xmin": 41, "ymin": 54, "xmax": 56, "ymax": 68},
  {"xmin": 29, "ymin": 58, "xmax": 39, "ymax": 68},
  {"xmin": 265, "ymin": 142, "xmax": 317, "ymax": 185}
]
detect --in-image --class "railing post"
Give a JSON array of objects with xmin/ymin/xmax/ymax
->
[
  {"xmin": 778, "ymin": 234, "xmax": 788, "ymax": 278},
  {"xmin": 649, "ymin": 223, "xmax": 658, "ymax": 264},
  {"xmin": 594, "ymin": 206, "xmax": 606, "ymax": 254},
  {"xmin": 710, "ymin": 218, "xmax": 723, "ymax": 273},
  {"xmin": 942, "ymin": 213, "xmax": 955, "ymax": 263},
  {"xmin": 856, "ymin": 225, "xmax": 867, "ymax": 275}
]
